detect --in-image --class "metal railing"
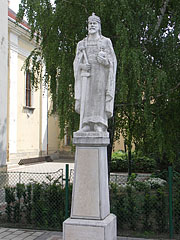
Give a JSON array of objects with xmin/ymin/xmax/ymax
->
[{"xmin": 0, "ymin": 169, "xmax": 64, "ymax": 188}]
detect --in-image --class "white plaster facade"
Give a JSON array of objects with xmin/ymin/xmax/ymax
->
[
  {"xmin": 9, "ymin": 32, "xmax": 18, "ymax": 154},
  {"xmin": 0, "ymin": 0, "xmax": 8, "ymax": 168},
  {"xmin": 6, "ymin": 8, "xmax": 50, "ymax": 165}
]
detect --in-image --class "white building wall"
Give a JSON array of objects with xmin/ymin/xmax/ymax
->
[
  {"xmin": 9, "ymin": 32, "xmax": 18, "ymax": 154},
  {"xmin": 0, "ymin": 0, "xmax": 8, "ymax": 166}
]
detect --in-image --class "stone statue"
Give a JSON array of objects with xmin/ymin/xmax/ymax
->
[{"xmin": 74, "ymin": 13, "xmax": 117, "ymax": 132}]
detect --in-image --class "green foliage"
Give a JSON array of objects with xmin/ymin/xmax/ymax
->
[
  {"xmin": 110, "ymin": 183, "xmax": 127, "ymax": 229},
  {"xmin": 32, "ymin": 183, "xmax": 47, "ymax": 226},
  {"xmin": 173, "ymin": 172, "xmax": 180, "ymax": 234},
  {"xmin": 111, "ymin": 151, "xmax": 156, "ymax": 173},
  {"xmin": 111, "ymin": 151, "xmax": 128, "ymax": 172},
  {"xmin": 4, "ymin": 177, "xmax": 71, "ymax": 230},
  {"xmin": 142, "ymin": 188, "xmax": 154, "ymax": 231},
  {"xmin": 110, "ymin": 175, "xmax": 169, "ymax": 236},
  {"xmin": 23, "ymin": 184, "xmax": 32, "ymax": 224},
  {"xmin": 126, "ymin": 185, "xmax": 137, "ymax": 230},
  {"xmin": 155, "ymin": 188, "xmax": 168, "ymax": 233},
  {"xmin": 14, "ymin": 184, "xmax": 26, "ymax": 223},
  {"xmin": 5, "ymin": 187, "xmax": 15, "ymax": 222},
  {"xmin": 16, "ymin": 0, "xmax": 180, "ymax": 166}
]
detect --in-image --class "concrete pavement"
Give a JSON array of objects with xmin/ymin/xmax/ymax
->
[
  {"xmin": 7, "ymin": 162, "xmax": 74, "ymax": 174},
  {"xmin": 0, "ymin": 227, "xmax": 159, "ymax": 240},
  {"xmin": 0, "ymin": 228, "xmax": 62, "ymax": 240}
]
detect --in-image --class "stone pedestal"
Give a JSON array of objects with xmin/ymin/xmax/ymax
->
[
  {"xmin": 63, "ymin": 132, "xmax": 117, "ymax": 240},
  {"xmin": 63, "ymin": 214, "xmax": 117, "ymax": 240}
]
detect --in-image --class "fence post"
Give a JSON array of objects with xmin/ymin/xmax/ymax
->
[
  {"xmin": 19, "ymin": 172, "xmax": 21, "ymax": 184},
  {"xmin": 65, "ymin": 164, "xmax": 69, "ymax": 219},
  {"xmin": 168, "ymin": 166, "xmax": 173, "ymax": 239}
]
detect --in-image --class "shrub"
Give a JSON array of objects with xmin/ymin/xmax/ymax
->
[
  {"xmin": 110, "ymin": 174, "xmax": 169, "ymax": 236},
  {"xmin": 109, "ymin": 183, "xmax": 127, "ymax": 229},
  {"xmin": 111, "ymin": 151, "xmax": 157, "ymax": 173},
  {"xmin": 173, "ymin": 172, "xmax": 180, "ymax": 233},
  {"xmin": 4, "ymin": 176, "xmax": 71, "ymax": 230},
  {"xmin": 132, "ymin": 153, "xmax": 157, "ymax": 173},
  {"xmin": 111, "ymin": 151, "xmax": 128, "ymax": 172}
]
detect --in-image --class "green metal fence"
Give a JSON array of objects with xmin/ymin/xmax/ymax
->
[
  {"xmin": 0, "ymin": 165, "xmax": 179, "ymax": 239},
  {"xmin": 109, "ymin": 167, "xmax": 180, "ymax": 239},
  {"xmin": 0, "ymin": 167, "xmax": 69, "ymax": 231}
]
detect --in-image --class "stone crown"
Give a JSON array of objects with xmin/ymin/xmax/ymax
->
[{"xmin": 88, "ymin": 13, "xmax": 101, "ymax": 23}]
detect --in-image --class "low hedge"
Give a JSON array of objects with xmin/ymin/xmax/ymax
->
[{"xmin": 111, "ymin": 151, "xmax": 157, "ymax": 173}]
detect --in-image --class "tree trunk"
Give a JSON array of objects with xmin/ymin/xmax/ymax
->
[{"xmin": 128, "ymin": 148, "xmax": 132, "ymax": 177}]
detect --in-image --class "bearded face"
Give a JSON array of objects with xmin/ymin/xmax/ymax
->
[{"xmin": 88, "ymin": 20, "xmax": 100, "ymax": 35}]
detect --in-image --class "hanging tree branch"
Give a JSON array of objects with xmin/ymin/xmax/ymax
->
[
  {"xmin": 61, "ymin": 0, "xmax": 88, "ymax": 14},
  {"xmin": 149, "ymin": 0, "xmax": 170, "ymax": 41}
]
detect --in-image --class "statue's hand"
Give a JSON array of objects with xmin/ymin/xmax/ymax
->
[
  {"xmin": 80, "ymin": 63, "xmax": 91, "ymax": 71},
  {"xmin": 97, "ymin": 52, "xmax": 109, "ymax": 66}
]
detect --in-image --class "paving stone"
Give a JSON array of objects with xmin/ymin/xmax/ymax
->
[
  {"xmin": 24, "ymin": 236, "xmax": 38, "ymax": 240},
  {"xmin": 7, "ymin": 233, "xmax": 23, "ymax": 239},
  {"xmin": 32, "ymin": 232, "xmax": 44, "ymax": 236},
  {"xmin": 24, "ymin": 232, "xmax": 34, "ymax": 234},
  {"xmin": 13, "ymin": 230, "xmax": 25, "ymax": 235},
  {"xmin": 12, "ymin": 237, "xmax": 25, "ymax": 240},
  {"xmin": 0, "ymin": 228, "xmax": 8, "ymax": 233},
  {"xmin": 3, "ymin": 235, "xmax": 16, "ymax": 240},
  {"xmin": 19, "ymin": 232, "xmax": 32, "ymax": 238},
  {"xmin": 47, "ymin": 236, "xmax": 62, "ymax": 240},
  {"xmin": 6, "ymin": 228, "xmax": 18, "ymax": 232},
  {"xmin": 0, "ymin": 231, "xmax": 11, "ymax": 237},
  {"xmin": 35, "ymin": 231, "xmax": 62, "ymax": 240}
]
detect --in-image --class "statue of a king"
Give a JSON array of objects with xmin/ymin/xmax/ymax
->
[{"xmin": 74, "ymin": 13, "xmax": 117, "ymax": 132}]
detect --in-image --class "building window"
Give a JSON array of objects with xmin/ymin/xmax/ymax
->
[{"xmin": 26, "ymin": 71, "xmax": 31, "ymax": 107}]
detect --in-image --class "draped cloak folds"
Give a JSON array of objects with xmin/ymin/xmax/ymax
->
[{"xmin": 73, "ymin": 35, "xmax": 117, "ymax": 129}]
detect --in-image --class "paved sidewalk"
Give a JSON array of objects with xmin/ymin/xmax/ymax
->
[
  {"xmin": 8, "ymin": 162, "xmax": 74, "ymax": 173},
  {"xmin": 0, "ymin": 228, "xmax": 63, "ymax": 240},
  {"xmin": 0, "ymin": 228, "xmax": 158, "ymax": 240}
]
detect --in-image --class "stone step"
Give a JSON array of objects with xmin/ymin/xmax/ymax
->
[{"xmin": 18, "ymin": 155, "xmax": 52, "ymax": 165}]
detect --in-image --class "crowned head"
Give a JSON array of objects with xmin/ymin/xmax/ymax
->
[
  {"xmin": 88, "ymin": 13, "xmax": 101, "ymax": 35},
  {"xmin": 88, "ymin": 13, "xmax": 101, "ymax": 24}
]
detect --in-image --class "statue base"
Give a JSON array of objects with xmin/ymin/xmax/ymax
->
[
  {"xmin": 63, "ymin": 131, "xmax": 117, "ymax": 239},
  {"xmin": 71, "ymin": 131, "xmax": 110, "ymax": 219},
  {"xmin": 63, "ymin": 214, "xmax": 117, "ymax": 240}
]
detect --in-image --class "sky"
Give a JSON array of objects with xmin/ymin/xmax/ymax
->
[
  {"xmin": 9, "ymin": 0, "xmax": 22, "ymax": 13},
  {"xmin": 9, "ymin": 0, "xmax": 55, "ymax": 13}
]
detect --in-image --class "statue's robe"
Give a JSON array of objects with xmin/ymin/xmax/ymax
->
[{"xmin": 74, "ymin": 35, "xmax": 117, "ymax": 129}]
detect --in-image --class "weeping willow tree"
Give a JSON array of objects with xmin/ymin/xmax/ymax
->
[{"xmin": 17, "ymin": 0, "xmax": 180, "ymax": 170}]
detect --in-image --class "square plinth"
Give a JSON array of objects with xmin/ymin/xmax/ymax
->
[
  {"xmin": 63, "ymin": 214, "xmax": 117, "ymax": 240},
  {"xmin": 71, "ymin": 145, "xmax": 110, "ymax": 219}
]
